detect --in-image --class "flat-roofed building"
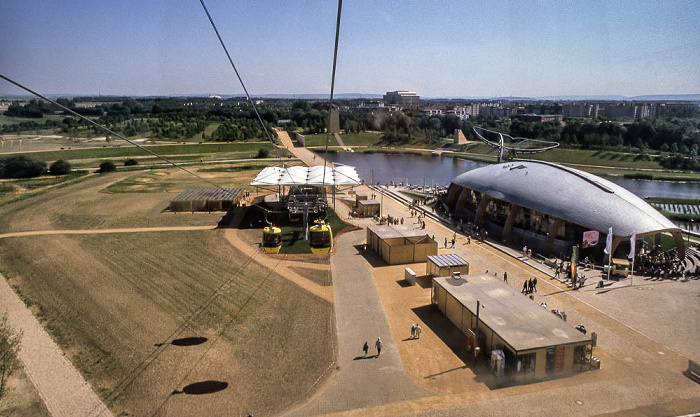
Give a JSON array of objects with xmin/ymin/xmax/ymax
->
[
  {"xmin": 366, "ymin": 225, "xmax": 437, "ymax": 264},
  {"xmin": 432, "ymin": 273, "xmax": 592, "ymax": 381},
  {"xmin": 383, "ymin": 91, "xmax": 421, "ymax": 108}
]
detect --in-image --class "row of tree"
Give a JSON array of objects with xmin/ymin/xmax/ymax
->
[{"xmin": 0, "ymin": 155, "xmax": 72, "ymax": 178}]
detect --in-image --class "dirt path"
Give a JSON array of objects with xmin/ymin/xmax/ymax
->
[
  {"xmin": 0, "ymin": 273, "xmax": 113, "ymax": 417},
  {"xmin": 222, "ymin": 229, "xmax": 334, "ymax": 302},
  {"xmin": 0, "ymin": 225, "xmax": 216, "ymax": 239}
]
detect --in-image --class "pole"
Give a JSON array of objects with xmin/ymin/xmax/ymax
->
[
  {"xmin": 380, "ymin": 190, "xmax": 384, "ymax": 218},
  {"xmin": 475, "ymin": 300, "xmax": 481, "ymax": 331}
]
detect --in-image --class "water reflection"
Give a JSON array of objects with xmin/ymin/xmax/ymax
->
[{"xmin": 324, "ymin": 152, "xmax": 700, "ymax": 231}]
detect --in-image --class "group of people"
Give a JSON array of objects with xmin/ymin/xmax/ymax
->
[
  {"xmin": 362, "ymin": 337, "xmax": 383, "ymax": 357},
  {"xmin": 634, "ymin": 250, "xmax": 698, "ymax": 280},
  {"xmin": 521, "ymin": 277, "xmax": 538, "ymax": 294},
  {"xmin": 410, "ymin": 323, "xmax": 422, "ymax": 339}
]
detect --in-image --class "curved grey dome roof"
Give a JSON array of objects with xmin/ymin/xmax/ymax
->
[{"xmin": 451, "ymin": 160, "xmax": 678, "ymax": 237}]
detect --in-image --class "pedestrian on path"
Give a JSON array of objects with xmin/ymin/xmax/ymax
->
[
  {"xmin": 363, "ymin": 341, "xmax": 369, "ymax": 357},
  {"xmin": 415, "ymin": 324, "xmax": 421, "ymax": 339},
  {"xmin": 410, "ymin": 324, "xmax": 416, "ymax": 339},
  {"xmin": 376, "ymin": 337, "xmax": 382, "ymax": 357},
  {"xmin": 445, "ymin": 237, "xmax": 448, "ymax": 248},
  {"xmin": 533, "ymin": 277, "xmax": 538, "ymax": 292},
  {"xmin": 451, "ymin": 238, "xmax": 456, "ymax": 248},
  {"xmin": 522, "ymin": 281, "xmax": 528, "ymax": 293},
  {"xmin": 503, "ymin": 272, "xmax": 508, "ymax": 283}
]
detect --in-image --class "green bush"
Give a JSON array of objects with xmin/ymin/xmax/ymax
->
[
  {"xmin": 98, "ymin": 160, "xmax": 117, "ymax": 173},
  {"xmin": 124, "ymin": 158, "xmax": 138, "ymax": 166},
  {"xmin": 0, "ymin": 155, "xmax": 47, "ymax": 178},
  {"xmin": 255, "ymin": 148, "xmax": 270, "ymax": 159},
  {"xmin": 49, "ymin": 159, "xmax": 72, "ymax": 175}
]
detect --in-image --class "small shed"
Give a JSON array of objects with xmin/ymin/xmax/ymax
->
[
  {"xmin": 366, "ymin": 225, "xmax": 437, "ymax": 265},
  {"xmin": 427, "ymin": 254, "xmax": 469, "ymax": 277},
  {"xmin": 355, "ymin": 191, "xmax": 369, "ymax": 204},
  {"xmin": 357, "ymin": 199, "xmax": 380, "ymax": 217},
  {"xmin": 170, "ymin": 188, "xmax": 243, "ymax": 212}
]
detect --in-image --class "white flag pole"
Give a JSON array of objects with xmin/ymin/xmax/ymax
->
[
  {"xmin": 629, "ymin": 233, "xmax": 636, "ymax": 286},
  {"xmin": 605, "ymin": 227, "xmax": 613, "ymax": 281}
]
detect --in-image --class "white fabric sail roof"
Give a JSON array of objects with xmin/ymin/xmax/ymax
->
[{"xmin": 249, "ymin": 164, "xmax": 361, "ymax": 186}]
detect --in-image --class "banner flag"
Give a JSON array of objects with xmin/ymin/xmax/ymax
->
[
  {"xmin": 603, "ymin": 227, "xmax": 613, "ymax": 255},
  {"xmin": 628, "ymin": 233, "xmax": 636, "ymax": 259},
  {"xmin": 582, "ymin": 230, "xmax": 599, "ymax": 249}
]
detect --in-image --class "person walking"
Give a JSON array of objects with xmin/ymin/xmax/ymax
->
[
  {"xmin": 522, "ymin": 281, "xmax": 527, "ymax": 293},
  {"xmin": 410, "ymin": 324, "xmax": 416, "ymax": 339},
  {"xmin": 362, "ymin": 341, "xmax": 369, "ymax": 357},
  {"xmin": 533, "ymin": 277, "xmax": 538, "ymax": 292},
  {"xmin": 375, "ymin": 337, "xmax": 382, "ymax": 357},
  {"xmin": 444, "ymin": 237, "xmax": 448, "ymax": 248},
  {"xmin": 503, "ymin": 271, "xmax": 508, "ymax": 283},
  {"xmin": 451, "ymin": 238, "xmax": 456, "ymax": 248},
  {"xmin": 415, "ymin": 324, "xmax": 422, "ymax": 339}
]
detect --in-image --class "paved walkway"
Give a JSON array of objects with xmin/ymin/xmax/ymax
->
[
  {"xmin": 286, "ymin": 230, "xmax": 432, "ymax": 416},
  {"xmin": 0, "ymin": 273, "xmax": 113, "ymax": 417}
]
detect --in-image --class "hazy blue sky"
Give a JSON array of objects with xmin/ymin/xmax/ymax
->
[{"xmin": 1, "ymin": 0, "xmax": 698, "ymax": 97}]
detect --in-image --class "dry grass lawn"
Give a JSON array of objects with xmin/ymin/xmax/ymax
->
[{"xmin": 0, "ymin": 172, "xmax": 337, "ymax": 416}]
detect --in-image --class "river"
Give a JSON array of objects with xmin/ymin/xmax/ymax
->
[{"xmin": 324, "ymin": 152, "xmax": 700, "ymax": 231}]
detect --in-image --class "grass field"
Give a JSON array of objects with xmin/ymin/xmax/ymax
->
[
  {"xmin": 2, "ymin": 142, "xmax": 278, "ymax": 162},
  {"xmin": 304, "ymin": 132, "xmax": 383, "ymax": 147},
  {"xmin": 0, "ymin": 171, "xmax": 337, "ymax": 415}
]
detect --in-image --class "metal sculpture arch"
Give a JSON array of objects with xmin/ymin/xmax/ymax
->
[{"xmin": 473, "ymin": 126, "xmax": 560, "ymax": 162}]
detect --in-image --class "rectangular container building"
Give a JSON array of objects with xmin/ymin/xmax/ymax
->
[
  {"xmin": 357, "ymin": 199, "xmax": 380, "ymax": 217},
  {"xmin": 426, "ymin": 254, "xmax": 469, "ymax": 277},
  {"xmin": 367, "ymin": 225, "xmax": 437, "ymax": 265},
  {"xmin": 170, "ymin": 188, "xmax": 243, "ymax": 212},
  {"xmin": 432, "ymin": 273, "xmax": 592, "ymax": 381}
]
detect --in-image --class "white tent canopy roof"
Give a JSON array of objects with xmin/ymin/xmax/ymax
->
[{"xmin": 249, "ymin": 164, "xmax": 361, "ymax": 186}]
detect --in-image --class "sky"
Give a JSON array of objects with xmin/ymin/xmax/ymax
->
[{"xmin": 1, "ymin": 0, "xmax": 699, "ymax": 98}]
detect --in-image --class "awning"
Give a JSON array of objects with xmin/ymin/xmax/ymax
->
[{"xmin": 249, "ymin": 164, "xmax": 361, "ymax": 186}]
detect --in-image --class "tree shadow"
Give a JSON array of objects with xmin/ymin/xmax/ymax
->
[{"xmin": 172, "ymin": 380, "xmax": 228, "ymax": 395}]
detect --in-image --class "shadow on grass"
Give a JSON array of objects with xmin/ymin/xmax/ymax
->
[{"xmin": 172, "ymin": 380, "xmax": 228, "ymax": 395}]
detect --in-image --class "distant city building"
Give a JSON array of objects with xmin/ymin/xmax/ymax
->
[
  {"xmin": 602, "ymin": 103, "xmax": 656, "ymax": 119},
  {"xmin": 358, "ymin": 100, "xmax": 385, "ymax": 109},
  {"xmin": 383, "ymin": 91, "xmax": 421, "ymax": 108},
  {"xmin": 562, "ymin": 103, "xmax": 596, "ymax": 118},
  {"xmin": 512, "ymin": 114, "xmax": 563, "ymax": 123},
  {"xmin": 421, "ymin": 107, "xmax": 443, "ymax": 116}
]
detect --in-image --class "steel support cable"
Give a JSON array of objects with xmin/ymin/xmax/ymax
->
[
  {"xmin": 321, "ymin": 0, "xmax": 343, "ymax": 189},
  {"xmin": 198, "ymin": 0, "xmax": 302, "ymax": 193},
  {"xmin": 98, "ymin": 247, "xmax": 263, "ymax": 411},
  {"xmin": 0, "ymin": 73, "xmax": 226, "ymax": 191}
]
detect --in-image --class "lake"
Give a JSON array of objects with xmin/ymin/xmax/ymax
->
[{"xmin": 324, "ymin": 152, "xmax": 700, "ymax": 231}]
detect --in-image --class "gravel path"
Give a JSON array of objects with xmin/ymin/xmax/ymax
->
[
  {"xmin": 0, "ymin": 273, "xmax": 113, "ymax": 417},
  {"xmin": 286, "ymin": 230, "xmax": 432, "ymax": 416}
]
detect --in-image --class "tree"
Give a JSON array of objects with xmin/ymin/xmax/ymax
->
[
  {"xmin": 0, "ymin": 155, "xmax": 47, "ymax": 179},
  {"xmin": 49, "ymin": 159, "xmax": 72, "ymax": 175},
  {"xmin": 98, "ymin": 160, "xmax": 116, "ymax": 173},
  {"xmin": 255, "ymin": 148, "xmax": 270, "ymax": 159},
  {"xmin": 0, "ymin": 313, "xmax": 22, "ymax": 401}
]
